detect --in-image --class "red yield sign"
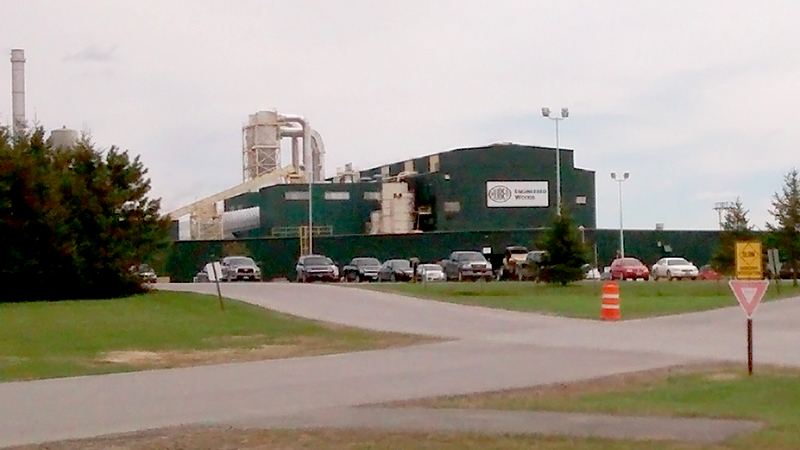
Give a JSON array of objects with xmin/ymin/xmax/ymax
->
[{"xmin": 729, "ymin": 279, "xmax": 769, "ymax": 318}]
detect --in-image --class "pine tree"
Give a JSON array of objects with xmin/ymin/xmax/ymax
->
[
  {"xmin": 0, "ymin": 126, "xmax": 170, "ymax": 300},
  {"xmin": 710, "ymin": 198, "xmax": 755, "ymax": 275},
  {"xmin": 538, "ymin": 211, "xmax": 588, "ymax": 286},
  {"xmin": 767, "ymin": 168, "xmax": 800, "ymax": 286}
]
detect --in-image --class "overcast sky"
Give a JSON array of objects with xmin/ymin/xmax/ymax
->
[{"xmin": 3, "ymin": 1, "xmax": 799, "ymax": 230}]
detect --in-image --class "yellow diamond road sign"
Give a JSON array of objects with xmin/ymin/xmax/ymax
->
[{"xmin": 736, "ymin": 241, "xmax": 762, "ymax": 280}]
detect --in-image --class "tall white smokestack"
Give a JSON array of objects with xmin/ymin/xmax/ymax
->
[{"xmin": 11, "ymin": 49, "xmax": 26, "ymax": 136}]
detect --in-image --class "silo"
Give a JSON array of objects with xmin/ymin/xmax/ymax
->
[
  {"xmin": 242, "ymin": 110, "xmax": 280, "ymax": 181},
  {"xmin": 49, "ymin": 127, "xmax": 80, "ymax": 149}
]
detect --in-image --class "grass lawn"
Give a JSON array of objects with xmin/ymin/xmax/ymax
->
[
  {"xmin": 0, "ymin": 290, "xmax": 429, "ymax": 382},
  {"xmin": 392, "ymin": 363, "xmax": 800, "ymax": 450},
  {"xmin": 363, "ymin": 280, "xmax": 800, "ymax": 319}
]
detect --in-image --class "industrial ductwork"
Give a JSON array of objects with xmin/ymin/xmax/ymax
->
[{"xmin": 242, "ymin": 110, "xmax": 326, "ymax": 183}]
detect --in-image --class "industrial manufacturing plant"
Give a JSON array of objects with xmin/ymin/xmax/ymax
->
[
  {"xmin": 165, "ymin": 107, "xmax": 597, "ymax": 245},
  {"xmin": 4, "ymin": 49, "xmax": 726, "ymax": 282}
]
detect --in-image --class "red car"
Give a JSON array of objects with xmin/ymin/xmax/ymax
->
[
  {"xmin": 698, "ymin": 264, "xmax": 723, "ymax": 280},
  {"xmin": 609, "ymin": 257, "xmax": 650, "ymax": 281}
]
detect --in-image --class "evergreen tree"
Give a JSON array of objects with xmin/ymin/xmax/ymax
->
[
  {"xmin": 0, "ymin": 126, "xmax": 170, "ymax": 300},
  {"xmin": 710, "ymin": 198, "xmax": 755, "ymax": 275},
  {"xmin": 538, "ymin": 211, "xmax": 587, "ymax": 286},
  {"xmin": 767, "ymin": 168, "xmax": 800, "ymax": 286}
]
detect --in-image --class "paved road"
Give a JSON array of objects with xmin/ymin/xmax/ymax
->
[{"xmin": 1, "ymin": 283, "xmax": 798, "ymax": 447}]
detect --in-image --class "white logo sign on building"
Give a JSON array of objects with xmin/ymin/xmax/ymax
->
[{"xmin": 486, "ymin": 181, "xmax": 549, "ymax": 208}]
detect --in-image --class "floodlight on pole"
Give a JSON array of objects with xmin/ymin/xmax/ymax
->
[
  {"xmin": 611, "ymin": 172, "xmax": 630, "ymax": 258},
  {"xmin": 542, "ymin": 107, "xmax": 569, "ymax": 217}
]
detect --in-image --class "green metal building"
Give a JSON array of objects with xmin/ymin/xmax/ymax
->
[{"xmin": 225, "ymin": 143, "xmax": 596, "ymax": 237}]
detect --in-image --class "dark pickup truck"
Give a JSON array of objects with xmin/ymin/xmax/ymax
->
[{"xmin": 441, "ymin": 251, "xmax": 494, "ymax": 281}]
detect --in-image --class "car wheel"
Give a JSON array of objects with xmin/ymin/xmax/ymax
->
[{"xmin": 643, "ymin": 275, "xmax": 650, "ymax": 281}]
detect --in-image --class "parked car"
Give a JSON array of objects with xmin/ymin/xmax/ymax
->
[
  {"xmin": 377, "ymin": 259, "xmax": 414, "ymax": 282},
  {"xmin": 193, "ymin": 267, "xmax": 210, "ymax": 283},
  {"xmin": 441, "ymin": 251, "xmax": 494, "ymax": 281},
  {"xmin": 220, "ymin": 256, "xmax": 261, "ymax": 282},
  {"xmin": 295, "ymin": 254, "xmax": 338, "ymax": 282},
  {"xmin": 651, "ymin": 257, "xmax": 699, "ymax": 281},
  {"xmin": 609, "ymin": 257, "xmax": 650, "ymax": 281},
  {"xmin": 518, "ymin": 250, "xmax": 548, "ymax": 281},
  {"xmin": 583, "ymin": 264, "xmax": 602, "ymax": 280},
  {"xmin": 416, "ymin": 263, "xmax": 446, "ymax": 282},
  {"xmin": 698, "ymin": 264, "xmax": 723, "ymax": 280},
  {"xmin": 497, "ymin": 245, "xmax": 529, "ymax": 280},
  {"xmin": 342, "ymin": 257, "xmax": 382, "ymax": 282},
  {"xmin": 133, "ymin": 264, "xmax": 157, "ymax": 284}
]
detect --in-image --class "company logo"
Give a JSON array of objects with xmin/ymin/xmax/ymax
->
[{"xmin": 487, "ymin": 185, "xmax": 512, "ymax": 203}]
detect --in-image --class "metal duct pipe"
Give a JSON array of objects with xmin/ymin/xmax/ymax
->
[
  {"xmin": 280, "ymin": 125, "xmax": 324, "ymax": 181},
  {"xmin": 279, "ymin": 114, "xmax": 313, "ymax": 255},
  {"xmin": 10, "ymin": 49, "xmax": 26, "ymax": 136},
  {"xmin": 222, "ymin": 206, "xmax": 261, "ymax": 236},
  {"xmin": 278, "ymin": 114, "xmax": 311, "ymax": 182},
  {"xmin": 291, "ymin": 137, "xmax": 299, "ymax": 168},
  {"xmin": 310, "ymin": 129, "xmax": 326, "ymax": 181}
]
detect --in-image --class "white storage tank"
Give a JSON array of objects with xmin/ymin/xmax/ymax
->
[
  {"xmin": 242, "ymin": 110, "xmax": 280, "ymax": 181},
  {"xmin": 49, "ymin": 127, "xmax": 79, "ymax": 149}
]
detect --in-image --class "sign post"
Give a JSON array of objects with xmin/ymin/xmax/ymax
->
[
  {"xmin": 731, "ymin": 241, "xmax": 765, "ymax": 375},
  {"xmin": 767, "ymin": 248, "xmax": 782, "ymax": 295},
  {"xmin": 206, "ymin": 261, "xmax": 225, "ymax": 312}
]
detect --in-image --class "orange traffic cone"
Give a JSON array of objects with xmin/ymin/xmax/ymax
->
[{"xmin": 601, "ymin": 282, "xmax": 620, "ymax": 321}]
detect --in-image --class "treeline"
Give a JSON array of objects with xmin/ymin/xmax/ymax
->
[
  {"xmin": 0, "ymin": 127, "xmax": 170, "ymax": 301},
  {"xmin": 711, "ymin": 169, "xmax": 800, "ymax": 285}
]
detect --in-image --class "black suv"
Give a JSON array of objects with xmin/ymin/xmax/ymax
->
[
  {"xmin": 295, "ymin": 254, "xmax": 338, "ymax": 282},
  {"xmin": 342, "ymin": 257, "xmax": 381, "ymax": 282}
]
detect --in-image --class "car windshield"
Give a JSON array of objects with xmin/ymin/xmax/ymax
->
[
  {"xmin": 303, "ymin": 256, "xmax": 329, "ymax": 265},
  {"xmin": 458, "ymin": 253, "xmax": 485, "ymax": 262},
  {"xmin": 620, "ymin": 258, "xmax": 642, "ymax": 266},
  {"xmin": 420, "ymin": 264, "xmax": 442, "ymax": 271},
  {"xmin": 355, "ymin": 258, "xmax": 380, "ymax": 266},
  {"xmin": 138, "ymin": 264, "xmax": 153, "ymax": 272},
  {"xmin": 392, "ymin": 260, "xmax": 411, "ymax": 269},
  {"xmin": 507, "ymin": 248, "xmax": 528, "ymax": 255},
  {"xmin": 228, "ymin": 257, "xmax": 255, "ymax": 266},
  {"xmin": 668, "ymin": 259, "xmax": 690, "ymax": 266}
]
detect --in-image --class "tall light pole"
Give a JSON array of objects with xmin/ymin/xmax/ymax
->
[
  {"xmin": 541, "ymin": 107, "xmax": 569, "ymax": 217},
  {"xmin": 611, "ymin": 172, "xmax": 629, "ymax": 258}
]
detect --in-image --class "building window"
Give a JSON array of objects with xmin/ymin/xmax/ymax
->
[
  {"xmin": 443, "ymin": 201, "xmax": 461, "ymax": 213},
  {"xmin": 325, "ymin": 191, "xmax": 350, "ymax": 201},
  {"xmin": 364, "ymin": 191, "xmax": 380, "ymax": 200},
  {"xmin": 429, "ymin": 155, "xmax": 440, "ymax": 173},
  {"xmin": 285, "ymin": 191, "xmax": 309, "ymax": 200},
  {"xmin": 576, "ymin": 195, "xmax": 587, "ymax": 205}
]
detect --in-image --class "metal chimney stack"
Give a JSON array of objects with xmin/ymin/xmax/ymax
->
[{"xmin": 10, "ymin": 49, "xmax": 26, "ymax": 136}]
